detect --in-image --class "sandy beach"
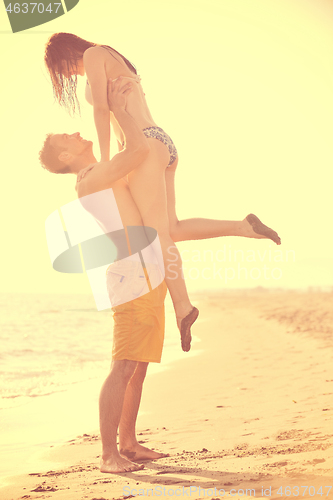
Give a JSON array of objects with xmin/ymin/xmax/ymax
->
[{"xmin": 1, "ymin": 289, "xmax": 333, "ymax": 500}]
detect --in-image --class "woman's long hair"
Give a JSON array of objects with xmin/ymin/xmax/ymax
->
[{"xmin": 44, "ymin": 32, "xmax": 137, "ymax": 115}]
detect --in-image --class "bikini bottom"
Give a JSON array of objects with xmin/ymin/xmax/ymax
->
[{"xmin": 142, "ymin": 126, "xmax": 177, "ymax": 167}]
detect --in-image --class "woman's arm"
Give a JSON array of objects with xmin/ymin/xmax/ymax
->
[
  {"xmin": 83, "ymin": 47, "xmax": 116, "ymax": 162},
  {"xmin": 78, "ymin": 79, "xmax": 149, "ymax": 194}
]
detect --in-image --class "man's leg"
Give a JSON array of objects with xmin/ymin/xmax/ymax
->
[
  {"xmin": 99, "ymin": 359, "xmax": 145, "ymax": 473},
  {"xmin": 119, "ymin": 362, "xmax": 168, "ymax": 461}
]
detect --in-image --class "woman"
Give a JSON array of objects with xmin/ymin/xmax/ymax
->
[{"xmin": 44, "ymin": 33, "xmax": 280, "ymax": 350}]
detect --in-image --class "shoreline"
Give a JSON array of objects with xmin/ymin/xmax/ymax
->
[
  {"xmin": 1, "ymin": 290, "xmax": 333, "ymax": 499},
  {"xmin": 0, "ymin": 296, "xmax": 198, "ymax": 480}
]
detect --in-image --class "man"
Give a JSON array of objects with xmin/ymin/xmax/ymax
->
[
  {"xmin": 40, "ymin": 76, "xmax": 281, "ymax": 474},
  {"xmin": 39, "ymin": 78, "xmax": 168, "ymax": 473}
]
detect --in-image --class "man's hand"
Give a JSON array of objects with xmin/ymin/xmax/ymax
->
[{"xmin": 107, "ymin": 77, "xmax": 133, "ymax": 113}]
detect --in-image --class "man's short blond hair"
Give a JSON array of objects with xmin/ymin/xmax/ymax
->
[{"xmin": 39, "ymin": 133, "xmax": 71, "ymax": 174}]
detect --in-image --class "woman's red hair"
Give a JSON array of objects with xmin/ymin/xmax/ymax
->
[{"xmin": 44, "ymin": 32, "xmax": 136, "ymax": 115}]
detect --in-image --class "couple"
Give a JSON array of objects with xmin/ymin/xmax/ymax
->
[
  {"xmin": 40, "ymin": 33, "xmax": 281, "ymax": 474},
  {"xmin": 43, "ymin": 32, "xmax": 281, "ymax": 347}
]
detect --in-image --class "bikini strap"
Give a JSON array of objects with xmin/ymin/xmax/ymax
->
[{"xmin": 100, "ymin": 45, "xmax": 137, "ymax": 75}]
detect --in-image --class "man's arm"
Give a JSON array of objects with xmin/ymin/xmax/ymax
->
[
  {"xmin": 107, "ymin": 77, "xmax": 150, "ymax": 170},
  {"xmin": 79, "ymin": 78, "xmax": 149, "ymax": 195}
]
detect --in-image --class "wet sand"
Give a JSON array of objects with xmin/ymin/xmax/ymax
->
[{"xmin": 1, "ymin": 289, "xmax": 333, "ymax": 500}]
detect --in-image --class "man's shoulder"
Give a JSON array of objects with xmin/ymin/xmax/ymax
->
[
  {"xmin": 76, "ymin": 165, "xmax": 115, "ymax": 199},
  {"xmin": 76, "ymin": 164, "xmax": 95, "ymax": 198}
]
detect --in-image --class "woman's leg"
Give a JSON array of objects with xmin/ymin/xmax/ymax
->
[
  {"xmin": 127, "ymin": 140, "xmax": 196, "ymax": 335},
  {"xmin": 165, "ymin": 162, "xmax": 280, "ymax": 244}
]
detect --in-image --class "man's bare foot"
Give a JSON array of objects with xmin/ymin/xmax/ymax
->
[
  {"xmin": 100, "ymin": 453, "xmax": 145, "ymax": 473},
  {"xmin": 120, "ymin": 443, "xmax": 169, "ymax": 462},
  {"xmin": 245, "ymin": 214, "xmax": 281, "ymax": 245},
  {"xmin": 177, "ymin": 307, "xmax": 199, "ymax": 352}
]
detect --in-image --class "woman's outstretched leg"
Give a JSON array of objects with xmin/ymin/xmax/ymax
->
[
  {"xmin": 171, "ymin": 214, "xmax": 281, "ymax": 244},
  {"xmin": 165, "ymin": 162, "xmax": 281, "ymax": 244}
]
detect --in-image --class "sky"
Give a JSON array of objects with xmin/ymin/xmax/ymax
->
[{"xmin": 1, "ymin": 0, "xmax": 333, "ymax": 297}]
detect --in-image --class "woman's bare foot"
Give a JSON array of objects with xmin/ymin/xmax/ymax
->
[
  {"xmin": 244, "ymin": 214, "xmax": 281, "ymax": 245},
  {"xmin": 177, "ymin": 307, "xmax": 199, "ymax": 352},
  {"xmin": 120, "ymin": 443, "xmax": 169, "ymax": 462},
  {"xmin": 100, "ymin": 453, "xmax": 145, "ymax": 473}
]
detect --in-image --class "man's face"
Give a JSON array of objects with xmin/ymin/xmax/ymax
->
[{"xmin": 51, "ymin": 132, "xmax": 92, "ymax": 157}]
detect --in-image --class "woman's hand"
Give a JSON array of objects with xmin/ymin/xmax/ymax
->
[
  {"xmin": 107, "ymin": 77, "xmax": 133, "ymax": 113},
  {"xmin": 76, "ymin": 163, "xmax": 98, "ymax": 184}
]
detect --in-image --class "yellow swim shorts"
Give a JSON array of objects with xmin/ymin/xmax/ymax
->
[{"xmin": 107, "ymin": 261, "xmax": 167, "ymax": 363}]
